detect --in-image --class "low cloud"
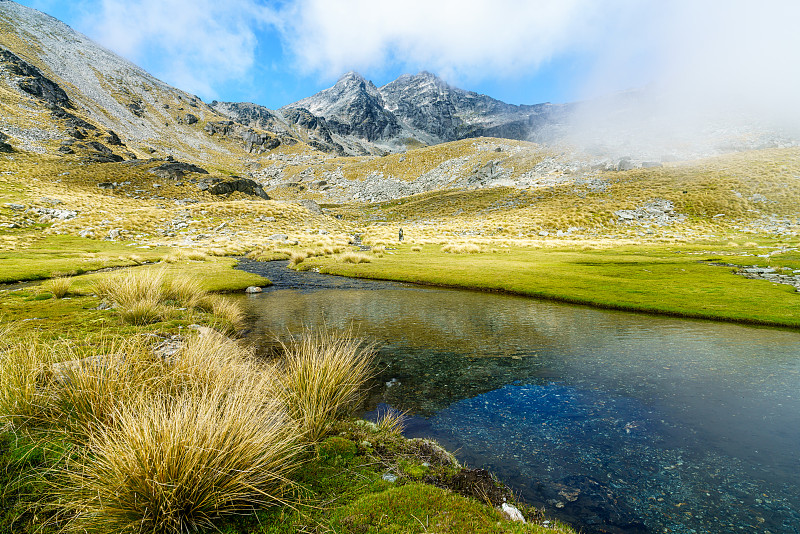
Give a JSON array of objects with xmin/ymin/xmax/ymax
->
[{"xmin": 567, "ymin": 1, "xmax": 800, "ymax": 158}]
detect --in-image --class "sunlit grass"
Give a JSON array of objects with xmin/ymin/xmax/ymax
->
[{"xmin": 278, "ymin": 330, "xmax": 375, "ymax": 442}]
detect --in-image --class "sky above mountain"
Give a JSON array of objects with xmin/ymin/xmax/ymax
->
[{"xmin": 14, "ymin": 0, "xmax": 800, "ymax": 122}]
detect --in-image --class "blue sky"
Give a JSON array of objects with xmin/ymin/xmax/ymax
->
[{"xmin": 13, "ymin": 0, "xmax": 800, "ymax": 120}]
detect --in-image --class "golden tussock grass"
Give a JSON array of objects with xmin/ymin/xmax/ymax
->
[
  {"xmin": 278, "ymin": 329, "xmax": 374, "ymax": 442},
  {"xmin": 289, "ymin": 251, "xmax": 307, "ymax": 266},
  {"xmin": 0, "ymin": 325, "xmax": 379, "ymax": 533},
  {"xmin": 58, "ymin": 383, "xmax": 300, "ymax": 534},
  {"xmin": 339, "ymin": 252, "xmax": 371, "ymax": 264},
  {"xmin": 375, "ymin": 406, "xmax": 406, "ymax": 436},
  {"xmin": 441, "ymin": 243, "xmax": 482, "ymax": 254},
  {"xmin": 92, "ymin": 267, "xmax": 245, "ymax": 331},
  {"xmin": 45, "ymin": 275, "xmax": 73, "ymax": 299}
]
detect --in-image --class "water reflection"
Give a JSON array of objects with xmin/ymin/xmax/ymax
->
[{"xmin": 240, "ymin": 278, "xmax": 800, "ymax": 534}]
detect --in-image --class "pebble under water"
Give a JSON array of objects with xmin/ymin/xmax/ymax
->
[{"xmin": 238, "ymin": 261, "xmax": 800, "ymax": 534}]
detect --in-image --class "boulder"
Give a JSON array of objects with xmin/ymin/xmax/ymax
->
[
  {"xmin": 500, "ymin": 503, "xmax": 525, "ymax": 523},
  {"xmin": 149, "ymin": 161, "xmax": 209, "ymax": 180},
  {"xmin": 208, "ymin": 178, "xmax": 269, "ymax": 199},
  {"xmin": 245, "ymin": 286, "xmax": 262, "ymax": 293},
  {"xmin": 0, "ymin": 132, "xmax": 13, "ymax": 152},
  {"xmin": 298, "ymin": 199, "xmax": 323, "ymax": 215}
]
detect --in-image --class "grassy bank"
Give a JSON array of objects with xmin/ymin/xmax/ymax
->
[
  {"xmin": 301, "ymin": 241, "xmax": 800, "ymax": 328},
  {"xmin": 0, "ymin": 267, "xmax": 574, "ymax": 534}
]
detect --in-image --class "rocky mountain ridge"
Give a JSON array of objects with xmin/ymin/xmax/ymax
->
[
  {"xmin": 213, "ymin": 71, "xmax": 570, "ymax": 157},
  {"xmin": 0, "ymin": 0, "xmax": 288, "ymax": 166}
]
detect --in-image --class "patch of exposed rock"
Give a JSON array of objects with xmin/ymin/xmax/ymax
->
[
  {"xmin": 149, "ymin": 161, "xmax": 209, "ymax": 180},
  {"xmin": 615, "ymin": 199, "xmax": 685, "ymax": 226},
  {"xmin": 208, "ymin": 177, "xmax": 269, "ymax": 199},
  {"xmin": 0, "ymin": 46, "xmax": 71, "ymax": 109},
  {"xmin": 204, "ymin": 120, "xmax": 281, "ymax": 154}
]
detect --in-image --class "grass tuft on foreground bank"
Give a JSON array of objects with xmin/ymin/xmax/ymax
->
[{"xmin": 0, "ymin": 311, "xmax": 572, "ymax": 533}]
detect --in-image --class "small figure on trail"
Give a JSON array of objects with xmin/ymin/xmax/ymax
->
[{"xmin": 398, "ymin": 228, "xmax": 404, "ymax": 242}]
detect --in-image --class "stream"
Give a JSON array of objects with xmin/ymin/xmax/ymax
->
[{"xmin": 235, "ymin": 259, "xmax": 800, "ymax": 534}]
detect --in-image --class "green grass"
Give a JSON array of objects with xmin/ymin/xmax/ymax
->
[
  {"xmin": 0, "ymin": 235, "xmax": 169, "ymax": 283},
  {"xmin": 305, "ymin": 242, "xmax": 800, "ymax": 328},
  {"xmin": 328, "ymin": 483, "xmax": 571, "ymax": 534}
]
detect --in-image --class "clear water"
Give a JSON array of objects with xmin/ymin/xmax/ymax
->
[{"xmin": 238, "ymin": 263, "xmax": 800, "ymax": 534}]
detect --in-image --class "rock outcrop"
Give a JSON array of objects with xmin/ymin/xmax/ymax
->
[
  {"xmin": 149, "ymin": 161, "xmax": 209, "ymax": 180},
  {"xmin": 0, "ymin": 46, "xmax": 71, "ymax": 109},
  {"xmin": 208, "ymin": 177, "xmax": 270, "ymax": 199},
  {"xmin": 204, "ymin": 120, "xmax": 281, "ymax": 153}
]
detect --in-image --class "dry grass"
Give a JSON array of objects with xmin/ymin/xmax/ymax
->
[
  {"xmin": 0, "ymin": 326, "xmax": 381, "ymax": 533},
  {"xmin": 205, "ymin": 296, "xmax": 246, "ymax": 335},
  {"xmin": 45, "ymin": 275, "xmax": 73, "ymax": 299},
  {"xmin": 441, "ymin": 243, "xmax": 482, "ymax": 254},
  {"xmin": 339, "ymin": 252, "xmax": 372, "ymax": 264},
  {"xmin": 289, "ymin": 251, "xmax": 307, "ymax": 266},
  {"xmin": 163, "ymin": 276, "xmax": 205, "ymax": 308},
  {"xmin": 93, "ymin": 268, "xmax": 167, "ymax": 309},
  {"xmin": 375, "ymin": 407, "xmax": 406, "ymax": 435},
  {"xmin": 59, "ymin": 382, "xmax": 300, "ymax": 534},
  {"xmin": 278, "ymin": 330, "xmax": 374, "ymax": 442},
  {"xmin": 0, "ymin": 332, "xmax": 62, "ymax": 428},
  {"xmin": 92, "ymin": 267, "xmax": 245, "ymax": 331}
]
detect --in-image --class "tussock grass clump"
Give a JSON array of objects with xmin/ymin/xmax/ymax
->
[
  {"xmin": 375, "ymin": 406, "xmax": 406, "ymax": 436},
  {"xmin": 60, "ymin": 384, "xmax": 300, "ymax": 534},
  {"xmin": 92, "ymin": 268, "xmax": 245, "ymax": 331},
  {"xmin": 204, "ymin": 296, "xmax": 246, "ymax": 335},
  {"xmin": 163, "ymin": 276, "xmax": 205, "ymax": 308},
  {"xmin": 289, "ymin": 251, "xmax": 307, "ymax": 266},
  {"xmin": 441, "ymin": 243, "xmax": 482, "ymax": 254},
  {"xmin": 118, "ymin": 298, "xmax": 167, "ymax": 325},
  {"xmin": 279, "ymin": 330, "xmax": 374, "ymax": 442},
  {"xmin": 93, "ymin": 268, "xmax": 166, "ymax": 310},
  {"xmin": 339, "ymin": 252, "xmax": 371, "ymax": 264},
  {"xmin": 0, "ymin": 334, "xmax": 165, "ymax": 439},
  {"xmin": 1, "ymin": 329, "xmax": 308, "ymax": 534},
  {"xmin": 45, "ymin": 275, "xmax": 73, "ymax": 299},
  {"xmin": 0, "ymin": 333, "xmax": 62, "ymax": 428}
]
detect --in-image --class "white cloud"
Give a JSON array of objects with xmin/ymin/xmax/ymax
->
[
  {"xmin": 278, "ymin": 0, "xmax": 623, "ymax": 82},
  {"xmin": 77, "ymin": 0, "xmax": 277, "ymax": 99}
]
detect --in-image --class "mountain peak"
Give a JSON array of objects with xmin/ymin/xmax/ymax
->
[{"xmin": 338, "ymin": 71, "xmax": 366, "ymax": 83}]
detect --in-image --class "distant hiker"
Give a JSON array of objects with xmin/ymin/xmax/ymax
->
[{"xmin": 398, "ymin": 228, "xmax": 404, "ymax": 242}]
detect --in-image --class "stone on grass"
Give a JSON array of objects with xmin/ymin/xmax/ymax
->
[
  {"xmin": 245, "ymin": 286, "xmax": 262, "ymax": 294},
  {"xmin": 500, "ymin": 503, "xmax": 525, "ymax": 523}
]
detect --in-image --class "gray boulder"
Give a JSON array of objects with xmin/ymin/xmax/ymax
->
[
  {"xmin": 208, "ymin": 178, "xmax": 270, "ymax": 199},
  {"xmin": 149, "ymin": 161, "xmax": 209, "ymax": 180},
  {"xmin": 298, "ymin": 199, "xmax": 323, "ymax": 215},
  {"xmin": 0, "ymin": 132, "xmax": 12, "ymax": 152}
]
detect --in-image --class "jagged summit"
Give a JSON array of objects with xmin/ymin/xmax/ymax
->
[{"xmin": 286, "ymin": 71, "xmax": 400, "ymax": 142}]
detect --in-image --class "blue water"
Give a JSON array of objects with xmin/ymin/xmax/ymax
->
[{"xmin": 238, "ymin": 263, "xmax": 800, "ymax": 534}]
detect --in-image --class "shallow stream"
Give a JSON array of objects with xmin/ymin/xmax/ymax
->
[{"xmin": 236, "ymin": 260, "xmax": 800, "ymax": 534}]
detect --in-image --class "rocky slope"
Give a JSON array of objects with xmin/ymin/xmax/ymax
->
[
  {"xmin": 0, "ymin": 0, "xmax": 286, "ymax": 167},
  {"xmin": 380, "ymin": 71, "xmax": 566, "ymax": 143}
]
